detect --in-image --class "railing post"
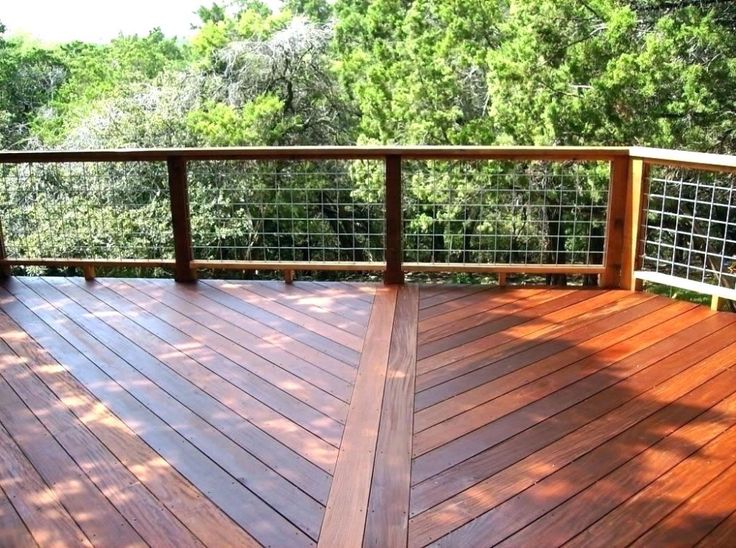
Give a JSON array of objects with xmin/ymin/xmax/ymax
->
[
  {"xmin": 621, "ymin": 158, "xmax": 649, "ymax": 290},
  {"xmin": 601, "ymin": 157, "xmax": 630, "ymax": 288},
  {"xmin": 0, "ymin": 220, "xmax": 10, "ymax": 278},
  {"xmin": 167, "ymin": 156, "xmax": 196, "ymax": 283},
  {"xmin": 384, "ymin": 154, "xmax": 404, "ymax": 284}
]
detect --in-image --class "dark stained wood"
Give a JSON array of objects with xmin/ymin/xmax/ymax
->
[
  {"xmin": 384, "ymin": 154, "xmax": 404, "ymax": 284},
  {"xmin": 167, "ymin": 156, "xmax": 196, "ymax": 283},
  {"xmin": 364, "ymin": 286, "xmax": 418, "ymax": 546},
  {"xmin": 319, "ymin": 286, "xmax": 398, "ymax": 547}
]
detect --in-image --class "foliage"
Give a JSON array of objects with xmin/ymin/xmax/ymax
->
[{"xmin": 0, "ymin": 2, "xmax": 734, "ymax": 287}]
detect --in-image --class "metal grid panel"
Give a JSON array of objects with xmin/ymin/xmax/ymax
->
[
  {"xmin": 0, "ymin": 162, "xmax": 173, "ymax": 260},
  {"xmin": 402, "ymin": 160, "xmax": 609, "ymax": 265},
  {"xmin": 641, "ymin": 167, "xmax": 736, "ymax": 288},
  {"xmin": 188, "ymin": 160, "xmax": 385, "ymax": 263}
]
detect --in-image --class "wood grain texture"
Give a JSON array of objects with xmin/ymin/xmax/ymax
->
[
  {"xmin": 364, "ymin": 285, "xmax": 418, "ymax": 547},
  {"xmin": 319, "ymin": 286, "xmax": 398, "ymax": 547}
]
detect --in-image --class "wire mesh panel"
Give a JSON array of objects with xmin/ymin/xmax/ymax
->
[
  {"xmin": 402, "ymin": 160, "xmax": 610, "ymax": 266},
  {"xmin": 640, "ymin": 167, "xmax": 736, "ymax": 288},
  {"xmin": 0, "ymin": 162, "xmax": 173, "ymax": 260},
  {"xmin": 188, "ymin": 159, "xmax": 385, "ymax": 263}
]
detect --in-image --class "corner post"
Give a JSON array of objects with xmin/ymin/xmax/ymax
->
[
  {"xmin": 621, "ymin": 158, "xmax": 649, "ymax": 290},
  {"xmin": 167, "ymin": 156, "xmax": 196, "ymax": 283},
  {"xmin": 600, "ymin": 157, "xmax": 629, "ymax": 288},
  {"xmin": 384, "ymin": 154, "xmax": 404, "ymax": 284}
]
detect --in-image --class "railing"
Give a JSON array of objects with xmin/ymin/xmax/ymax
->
[{"xmin": 0, "ymin": 146, "xmax": 733, "ymax": 307}]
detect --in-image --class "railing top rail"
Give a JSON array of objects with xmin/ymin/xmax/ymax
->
[
  {"xmin": 0, "ymin": 146, "xmax": 630, "ymax": 164},
  {"xmin": 630, "ymin": 146, "xmax": 736, "ymax": 173}
]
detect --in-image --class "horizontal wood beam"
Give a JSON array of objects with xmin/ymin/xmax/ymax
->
[
  {"xmin": 635, "ymin": 270, "xmax": 736, "ymax": 302},
  {"xmin": 402, "ymin": 263, "xmax": 605, "ymax": 275},
  {"xmin": 191, "ymin": 260, "xmax": 386, "ymax": 272},
  {"xmin": 0, "ymin": 146, "xmax": 631, "ymax": 164},
  {"xmin": 0, "ymin": 258, "xmax": 175, "ymax": 268},
  {"xmin": 630, "ymin": 146, "xmax": 736, "ymax": 173}
]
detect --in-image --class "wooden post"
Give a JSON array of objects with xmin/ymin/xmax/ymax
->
[
  {"xmin": 621, "ymin": 159, "xmax": 650, "ymax": 290},
  {"xmin": 711, "ymin": 295, "xmax": 723, "ymax": 311},
  {"xmin": 0, "ymin": 220, "xmax": 10, "ymax": 278},
  {"xmin": 600, "ymin": 157, "xmax": 629, "ymax": 288},
  {"xmin": 82, "ymin": 265, "xmax": 96, "ymax": 281},
  {"xmin": 497, "ymin": 272, "xmax": 507, "ymax": 287},
  {"xmin": 283, "ymin": 269, "xmax": 294, "ymax": 284},
  {"xmin": 384, "ymin": 154, "xmax": 404, "ymax": 284},
  {"xmin": 167, "ymin": 156, "xmax": 196, "ymax": 283}
]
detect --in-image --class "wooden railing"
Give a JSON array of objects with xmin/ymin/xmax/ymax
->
[{"xmin": 0, "ymin": 146, "xmax": 733, "ymax": 306}]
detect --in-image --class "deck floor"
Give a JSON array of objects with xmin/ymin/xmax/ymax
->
[{"xmin": 0, "ymin": 278, "xmax": 735, "ymax": 547}]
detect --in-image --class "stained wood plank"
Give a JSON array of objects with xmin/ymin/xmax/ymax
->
[
  {"xmin": 413, "ymin": 299, "xmax": 694, "ymax": 446},
  {"xmin": 409, "ymin": 338, "xmax": 736, "ymax": 546},
  {"xmin": 319, "ymin": 287, "xmax": 398, "ymax": 547},
  {"xmin": 0, "ymin": 283, "xmax": 314, "ymax": 547},
  {"xmin": 0, "ymin": 421, "xmax": 92, "ymax": 547},
  {"xmin": 448, "ymin": 365, "xmax": 736, "ymax": 547},
  {"xmin": 364, "ymin": 286, "xmax": 418, "ymax": 547},
  {"xmin": 501, "ymin": 384, "xmax": 736, "ymax": 546},
  {"xmin": 65, "ymin": 277, "xmax": 342, "ymax": 447},
  {"xmin": 99, "ymin": 278, "xmax": 349, "ymax": 424},
  {"xmin": 46, "ymin": 277, "xmax": 334, "ymax": 498},
  {"xmin": 415, "ymin": 289, "xmax": 627, "ymax": 387},
  {"xmin": 0, "ymin": 488, "xmax": 36, "ymax": 548},
  {"xmin": 0, "ymin": 308, "xmax": 258, "ymax": 547},
  {"xmin": 410, "ymin": 313, "xmax": 736, "ymax": 507},
  {"xmin": 18, "ymin": 277, "xmax": 323, "ymax": 541},
  {"xmin": 567, "ymin": 423, "xmax": 736, "ymax": 548}
]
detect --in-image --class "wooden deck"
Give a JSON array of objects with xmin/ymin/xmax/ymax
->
[{"xmin": 0, "ymin": 278, "xmax": 735, "ymax": 547}]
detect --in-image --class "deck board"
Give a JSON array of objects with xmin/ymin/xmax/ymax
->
[{"xmin": 1, "ymin": 278, "xmax": 735, "ymax": 547}]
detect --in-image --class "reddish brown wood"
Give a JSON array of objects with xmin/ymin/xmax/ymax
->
[
  {"xmin": 167, "ymin": 156, "xmax": 195, "ymax": 283},
  {"xmin": 601, "ymin": 156, "xmax": 629, "ymax": 287},
  {"xmin": 384, "ymin": 155, "xmax": 404, "ymax": 284}
]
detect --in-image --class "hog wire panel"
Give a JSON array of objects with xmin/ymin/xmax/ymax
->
[
  {"xmin": 0, "ymin": 162, "xmax": 173, "ymax": 260},
  {"xmin": 188, "ymin": 159, "xmax": 385, "ymax": 263},
  {"xmin": 640, "ymin": 166, "xmax": 736, "ymax": 288},
  {"xmin": 402, "ymin": 160, "xmax": 610, "ymax": 265}
]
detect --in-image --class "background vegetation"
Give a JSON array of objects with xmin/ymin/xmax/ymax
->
[{"xmin": 0, "ymin": 0, "xmax": 734, "ymax": 289}]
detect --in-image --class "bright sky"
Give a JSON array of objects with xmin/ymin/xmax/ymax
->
[{"xmin": 1, "ymin": 0, "xmax": 281, "ymax": 44}]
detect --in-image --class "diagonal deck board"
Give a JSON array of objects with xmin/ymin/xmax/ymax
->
[{"xmin": 1, "ymin": 278, "xmax": 735, "ymax": 547}]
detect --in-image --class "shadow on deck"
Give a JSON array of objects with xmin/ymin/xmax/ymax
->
[{"xmin": 0, "ymin": 277, "xmax": 735, "ymax": 547}]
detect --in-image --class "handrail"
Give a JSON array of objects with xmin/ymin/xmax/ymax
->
[
  {"xmin": 0, "ymin": 145, "xmax": 732, "ymax": 308},
  {"xmin": 0, "ymin": 146, "xmax": 630, "ymax": 163}
]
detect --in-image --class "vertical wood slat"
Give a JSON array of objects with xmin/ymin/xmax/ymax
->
[
  {"xmin": 600, "ymin": 157, "xmax": 630, "ymax": 288},
  {"xmin": 621, "ymin": 159, "xmax": 650, "ymax": 290},
  {"xmin": 167, "ymin": 156, "xmax": 196, "ymax": 283},
  {"xmin": 384, "ymin": 155, "xmax": 404, "ymax": 284}
]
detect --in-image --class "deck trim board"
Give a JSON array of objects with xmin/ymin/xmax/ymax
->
[
  {"xmin": 364, "ymin": 286, "xmax": 419, "ymax": 547},
  {"xmin": 319, "ymin": 286, "xmax": 398, "ymax": 547}
]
